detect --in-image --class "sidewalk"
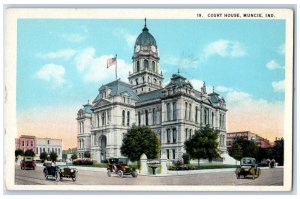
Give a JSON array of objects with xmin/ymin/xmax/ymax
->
[{"xmin": 36, "ymin": 163, "xmax": 283, "ymax": 177}]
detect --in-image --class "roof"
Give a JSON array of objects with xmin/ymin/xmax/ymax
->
[
  {"xmin": 94, "ymin": 80, "xmax": 139, "ymax": 102},
  {"xmin": 135, "ymin": 21, "xmax": 157, "ymax": 47},
  {"xmin": 166, "ymin": 74, "xmax": 193, "ymax": 88},
  {"xmin": 137, "ymin": 89, "xmax": 163, "ymax": 103},
  {"xmin": 83, "ymin": 103, "xmax": 93, "ymax": 114}
]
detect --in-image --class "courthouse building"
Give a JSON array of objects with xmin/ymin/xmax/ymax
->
[{"xmin": 77, "ymin": 20, "xmax": 233, "ymax": 163}]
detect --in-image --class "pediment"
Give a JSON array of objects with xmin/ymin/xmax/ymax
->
[{"xmin": 94, "ymin": 99, "xmax": 111, "ymax": 108}]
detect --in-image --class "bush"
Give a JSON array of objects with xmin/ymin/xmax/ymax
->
[
  {"xmin": 72, "ymin": 158, "xmax": 93, "ymax": 165},
  {"xmin": 182, "ymin": 153, "xmax": 191, "ymax": 164}
]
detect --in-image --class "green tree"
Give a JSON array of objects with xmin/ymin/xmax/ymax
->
[
  {"xmin": 230, "ymin": 143, "xmax": 243, "ymax": 162},
  {"xmin": 121, "ymin": 125, "xmax": 161, "ymax": 162},
  {"xmin": 272, "ymin": 138, "xmax": 284, "ymax": 166},
  {"xmin": 84, "ymin": 151, "xmax": 91, "ymax": 158},
  {"xmin": 184, "ymin": 126, "xmax": 220, "ymax": 166},
  {"xmin": 40, "ymin": 152, "xmax": 48, "ymax": 161},
  {"xmin": 71, "ymin": 153, "xmax": 78, "ymax": 160},
  {"xmin": 24, "ymin": 149, "xmax": 35, "ymax": 157},
  {"xmin": 229, "ymin": 137, "xmax": 259, "ymax": 159},
  {"xmin": 15, "ymin": 149, "xmax": 24, "ymax": 157},
  {"xmin": 49, "ymin": 151, "xmax": 58, "ymax": 162}
]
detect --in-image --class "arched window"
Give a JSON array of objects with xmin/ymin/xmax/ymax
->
[
  {"xmin": 145, "ymin": 110, "xmax": 149, "ymax": 126},
  {"xmin": 127, "ymin": 111, "xmax": 130, "ymax": 126},
  {"xmin": 138, "ymin": 111, "xmax": 141, "ymax": 126},
  {"xmin": 135, "ymin": 78, "xmax": 138, "ymax": 85},
  {"xmin": 144, "ymin": 59, "xmax": 149, "ymax": 70},
  {"xmin": 166, "ymin": 103, "xmax": 171, "ymax": 121},
  {"xmin": 122, "ymin": 110, "xmax": 125, "ymax": 126},
  {"xmin": 172, "ymin": 102, "xmax": 177, "ymax": 120},
  {"xmin": 167, "ymin": 129, "xmax": 171, "ymax": 143},
  {"xmin": 152, "ymin": 61, "xmax": 156, "ymax": 72},
  {"xmin": 137, "ymin": 61, "xmax": 140, "ymax": 72}
]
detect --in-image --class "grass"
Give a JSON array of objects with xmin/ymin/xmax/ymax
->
[{"xmin": 168, "ymin": 164, "xmax": 238, "ymax": 171}]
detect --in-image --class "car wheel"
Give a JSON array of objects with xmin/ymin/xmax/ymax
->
[
  {"xmin": 33, "ymin": 167, "xmax": 35, "ymax": 170},
  {"xmin": 72, "ymin": 173, "xmax": 77, "ymax": 182},
  {"xmin": 117, "ymin": 170, "xmax": 123, "ymax": 178},
  {"xmin": 131, "ymin": 171, "xmax": 138, "ymax": 178},
  {"xmin": 107, "ymin": 170, "xmax": 112, "ymax": 177}
]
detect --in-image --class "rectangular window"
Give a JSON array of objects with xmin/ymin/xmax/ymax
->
[
  {"xmin": 36, "ymin": 147, "xmax": 38, "ymax": 154},
  {"xmin": 172, "ymin": 129, "xmax": 177, "ymax": 143},
  {"xmin": 189, "ymin": 104, "xmax": 192, "ymax": 120},
  {"xmin": 22, "ymin": 141, "xmax": 24, "ymax": 146},
  {"xmin": 43, "ymin": 148, "xmax": 45, "ymax": 152},
  {"xmin": 31, "ymin": 141, "xmax": 33, "ymax": 147},
  {"xmin": 122, "ymin": 110, "xmax": 125, "ymax": 126},
  {"xmin": 189, "ymin": 129, "xmax": 192, "ymax": 139},
  {"xmin": 212, "ymin": 112, "xmax": 214, "ymax": 127},
  {"xmin": 138, "ymin": 112, "xmax": 141, "ymax": 126},
  {"xmin": 172, "ymin": 149, "xmax": 176, "ymax": 160},
  {"xmin": 167, "ymin": 129, "xmax": 171, "ymax": 144},
  {"xmin": 195, "ymin": 107, "xmax": 198, "ymax": 123},
  {"xmin": 152, "ymin": 108, "xmax": 156, "ymax": 125},
  {"xmin": 166, "ymin": 103, "xmax": 171, "ymax": 121},
  {"xmin": 185, "ymin": 102, "xmax": 188, "ymax": 120},
  {"xmin": 145, "ymin": 110, "xmax": 149, "ymax": 126},
  {"xmin": 172, "ymin": 102, "xmax": 176, "ymax": 120},
  {"xmin": 185, "ymin": 128, "xmax": 188, "ymax": 140},
  {"xmin": 166, "ymin": 149, "xmax": 170, "ymax": 159},
  {"xmin": 127, "ymin": 111, "xmax": 130, "ymax": 126}
]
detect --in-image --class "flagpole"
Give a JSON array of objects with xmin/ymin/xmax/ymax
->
[{"xmin": 115, "ymin": 54, "xmax": 118, "ymax": 81}]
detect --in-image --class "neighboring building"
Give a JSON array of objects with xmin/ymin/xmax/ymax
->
[
  {"xmin": 15, "ymin": 135, "xmax": 63, "ymax": 161},
  {"xmin": 227, "ymin": 131, "xmax": 272, "ymax": 149},
  {"xmin": 15, "ymin": 135, "xmax": 36, "ymax": 153},
  {"xmin": 35, "ymin": 138, "xmax": 63, "ymax": 160},
  {"xmin": 76, "ymin": 20, "xmax": 230, "ymax": 163}
]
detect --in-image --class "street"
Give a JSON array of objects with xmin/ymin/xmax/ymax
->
[{"xmin": 15, "ymin": 164, "xmax": 283, "ymax": 186}]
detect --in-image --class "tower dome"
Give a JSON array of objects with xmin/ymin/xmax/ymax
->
[{"xmin": 134, "ymin": 18, "xmax": 157, "ymax": 47}]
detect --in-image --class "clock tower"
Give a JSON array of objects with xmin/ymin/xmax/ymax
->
[{"xmin": 128, "ymin": 19, "xmax": 164, "ymax": 95}]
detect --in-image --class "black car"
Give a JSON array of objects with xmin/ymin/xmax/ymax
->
[
  {"xmin": 235, "ymin": 157, "xmax": 261, "ymax": 180},
  {"xmin": 43, "ymin": 161, "xmax": 78, "ymax": 182}
]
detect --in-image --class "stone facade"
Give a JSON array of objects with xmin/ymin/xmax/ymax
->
[
  {"xmin": 77, "ymin": 20, "xmax": 228, "ymax": 163},
  {"xmin": 35, "ymin": 138, "xmax": 63, "ymax": 160}
]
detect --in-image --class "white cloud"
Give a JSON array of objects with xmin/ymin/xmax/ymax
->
[
  {"xmin": 74, "ymin": 48, "xmax": 131, "ymax": 83},
  {"xmin": 189, "ymin": 79, "xmax": 213, "ymax": 93},
  {"xmin": 113, "ymin": 29, "xmax": 136, "ymax": 49},
  {"xmin": 266, "ymin": 60, "xmax": 283, "ymax": 70},
  {"xmin": 272, "ymin": 80, "xmax": 285, "ymax": 92},
  {"xmin": 38, "ymin": 49, "xmax": 77, "ymax": 60},
  {"xmin": 202, "ymin": 39, "xmax": 246, "ymax": 59},
  {"xmin": 162, "ymin": 53, "xmax": 200, "ymax": 69},
  {"xmin": 60, "ymin": 33, "xmax": 85, "ymax": 42},
  {"xmin": 36, "ymin": 63, "xmax": 66, "ymax": 87}
]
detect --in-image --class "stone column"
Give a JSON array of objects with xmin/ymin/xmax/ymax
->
[
  {"xmin": 140, "ymin": 153, "xmax": 148, "ymax": 175},
  {"xmin": 160, "ymin": 154, "xmax": 168, "ymax": 174}
]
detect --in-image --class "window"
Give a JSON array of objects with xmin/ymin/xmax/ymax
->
[
  {"xmin": 189, "ymin": 129, "xmax": 192, "ymax": 139},
  {"xmin": 31, "ymin": 141, "xmax": 33, "ymax": 146},
  {"xmin": 172, "ymin": 102, "xmax": 177, "ymax": 120},
  {"xmin": 27, "ymin": 141, "xmax": 29, "ymax": 146},
  {"xmin": 152, "ymin": 61, "xmax": 155, "ymax": 72},
  {"xmin": 102, "ymin": 112, "xmax": 106, "ymax": 126},
  {"xmin": 195, "ymin": 106, "xmax": 198, "ymax": 123},
  {"xmin": 204, "ymin": 108, "xmax": 209, "ymax": 125},
  {"xmin": 172, "ymin": 149, "xmax": 176, "ymax": 160},
  {"xmin": 135, "ymin": 78, "xmax": 139, "ymax": 85},
  {"xmin": 144, "ymin": 59, "xmax": 149, "ymax": 70},
  {"xmin": 127, "ymin": 111, "xmax": 130, "ymax": 126},
  {"xmin": 152, "ymin": 108, "xmax": 156, "ymax": 125},
  {"xmin": 166, "ymin": 149, "xmax": 170, "ymax": 159},
  {"xmin": 40, "ymin": 147, "xmax": 42, "ymax": 154},
  {"xmin": 172, "ymin": 129, "xmax": 177, "ymax": 143},
  {"xmin": 212, "ymin": 112, "xmax": 214, "ymax": 127},
  {"xmin": 43, "ymin": 148, "xmax": 45, "ymax": 152},
  {"xmin": 189, "ymin": 103, "xmax": 192, "ymax": 120},
  {"xmin": 122, "ymin": 110, "xmax": 125, "ymax": 126},
  {"xmin": 167, "ymin": 129, "xmax": 171, "ymax": 143},
  {"xmin": 36, "ymin": 147, "xmax": 38, "ymax": 154},
  {"xmin": 185, "ymin": 102, "xmax": 188, "ymax": 120},
  {"xmin": 137, "ymin": 61, "xmax": 140, "ymax": 72},
  {"xmin": 22, "ymin": 141, "xmax": 24, "ymax": 146},
  {"xmin": 185, "ymin": 128, "xmax": 188, "ymax": 140},
  {"xmin": 82, "ymin": 122, "xmax": 84, "ymax": 133},
  {"xmin": 138, "ymin": 112, "xmax": 141, "ymax": 126},
  {"xmin": 48, "ymin": 140, "xmax": 50, "ymax": 144},
  {"xmin": 166, "ymin": 103, "xmax": 171, "ymax": 121},
  {"xmin": 145, "ymin": 110, "xmax": 149, "ymax": 126},
  {"xmin": 154, "ymin": 78, "xmax": 157, "ymax": 84},
  {"xmin": 123, "ymin": 97, "xmax": 126, "ymax": 103},
  {"xmin": 143, "ymin": 76, "xmax": 145, "ymax": 83}
]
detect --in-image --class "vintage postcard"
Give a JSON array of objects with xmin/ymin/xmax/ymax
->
[{"xmin": 4, "ymin": 8, "xmax": 294, "ymax": 192}]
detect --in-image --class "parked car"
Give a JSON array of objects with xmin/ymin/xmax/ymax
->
[
  {"xmin": 235, "ymin": 157, "xmax": 261, "ymax": 180},
  {"xmin": 43, "ymin": 161, "xmax": 78, "ymax": 182},
  {"xmin": 107, "ymin": 157, "xmax": 138, "ymax": 178},
  {"xmin": 20, "ymin": 156, "xmax": 36, "ymax": 170}
]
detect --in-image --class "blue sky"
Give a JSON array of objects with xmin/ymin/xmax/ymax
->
[{"xmin": 16, "ymin": 19, "xmax": 286, "ymax": 147}]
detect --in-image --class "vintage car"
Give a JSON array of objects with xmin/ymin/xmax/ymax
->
[
  {"xmin": 43, "ymin": 161, "xmax": 78, "ymax": 182},
  {"xmin": 20, "ymin": 156, "xmax": 36, "ymax": 170},
  {"xmin": 235, "ymin": 157, "xmax": 261, "ymax": 179},
  {"xmin": 107, "ymin": 157, "xmax": 138, "ymax": 178}
]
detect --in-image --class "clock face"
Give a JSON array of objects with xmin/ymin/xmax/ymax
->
[
  {"xmin": 151, "ymin": 45, "xmax": 156, "ymax": 52},
  {"xmin": 135, "ymin": 45, "xmax": 140, "ymax": 52}
]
